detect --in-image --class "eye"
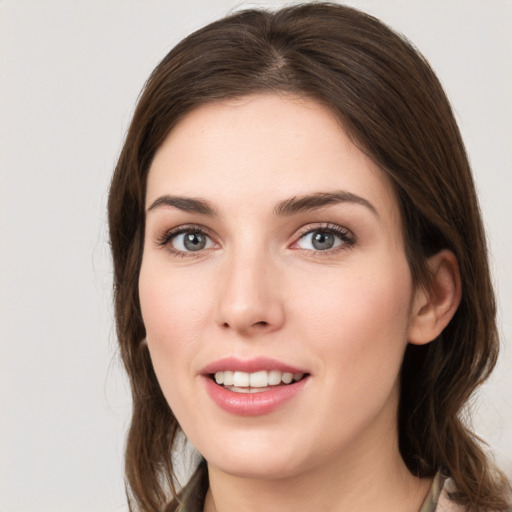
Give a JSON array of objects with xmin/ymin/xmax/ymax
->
[
  {"xmin": 158, "ymin": 226, "xmax": 216, "ymax": 255},
  {"xmin": 172, "ymin": 231, "xmax": 212, "ymax": 252},
  {"xmin": 293, "ymin": 225, "xmax": 355, "ymax": 252}
]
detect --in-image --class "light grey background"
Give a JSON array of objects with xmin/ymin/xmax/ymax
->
[{"xmin": 1, "ymin": 1, "xmax": 510, "ymax": 510}]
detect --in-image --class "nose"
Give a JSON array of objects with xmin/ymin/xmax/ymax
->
[{"xmin": 215, "ymin": 248, "xmax": 285, "ymax": 337}]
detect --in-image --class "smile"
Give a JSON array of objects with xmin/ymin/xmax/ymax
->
[
  {"xmin": 201, "ymin": 358, "xmax": 310, "ymax": 416},
  {"xmin": 213, "ymin": 370, "xmax": 305, "ymax": 393}
]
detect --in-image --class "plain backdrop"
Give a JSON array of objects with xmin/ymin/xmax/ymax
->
[{"xmin": 1, "ymin": 1, "xmax": 511, "ymax": 510}]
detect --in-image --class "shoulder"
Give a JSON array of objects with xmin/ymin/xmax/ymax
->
[
  {"xmin": 435, "ymin": 478, "xmax": 466, "ymax": 512},
  {"xmin": 435, "ymin": 477, "xmax": 512, "ymax": 512}
]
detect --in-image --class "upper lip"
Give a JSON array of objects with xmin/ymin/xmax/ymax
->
[{"xmin": 201, "ymin": 357, "xmax": 308, "ymax": 375}]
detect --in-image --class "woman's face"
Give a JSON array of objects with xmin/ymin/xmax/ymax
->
[{"xmin": 139, "ymin": 94, "xmax": 419, "ymax": 479}]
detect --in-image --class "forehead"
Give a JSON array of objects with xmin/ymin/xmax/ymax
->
[{"xmin": 147, "ymin": 94, "xmax": 399, "ymax": 223}]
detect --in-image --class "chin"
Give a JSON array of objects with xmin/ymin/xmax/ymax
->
[
  {"xmin": 208, "ymin": 451, "xmax": 305, "ymax": 481},
  {"xmin": 195, "ymin": 429, "xmax": 309, "ymax": 480}
]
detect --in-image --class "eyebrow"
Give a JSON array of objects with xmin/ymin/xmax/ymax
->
[
  {"xmin": 147, "ymin": 195, "xmax": 218, "ymax": 216},
  {"xmin": 146, "ymin": 190, "xmax": 377, "ymax": 217},
  {"xmin": 274, "ymin": 191, "xmax": 378, "ymax": 217}
]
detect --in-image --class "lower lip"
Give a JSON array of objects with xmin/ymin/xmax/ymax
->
[{"xmin": 203, "ymin": 376, "xmax": 309, "ymax": 416}]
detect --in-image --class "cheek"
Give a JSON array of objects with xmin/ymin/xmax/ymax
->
[
  {"xmin": 294, "ymin": 257, "xmax": 413, "ymax": 377},
  {"xmin": 138, "ymin": 259, "xmax": 214, "ymax": 400},
  {"xmin": 139, "ymin": 261, "xmax": 210, "ymax": 342},
  {"xmin": 138, "ymin": 261, "xmax": 214, "ymax": 425},
  {"xmin": 287, "ymin": 258, "xmax": 413, "ymax": 448}
]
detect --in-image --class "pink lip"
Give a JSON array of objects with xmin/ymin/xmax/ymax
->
[
  {"xmin": 200, "ymin": 356, "xmax": 307, "ymax": 375},
  {"xmin": 200, "ymin": 357, "xmax": 310, "ymax": 417},
  {"xmin": 202, "ymin": 376, "xmax": 309, "ymax": 416}
]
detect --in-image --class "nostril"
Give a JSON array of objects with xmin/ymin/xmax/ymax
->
[{"xmin": 222, "ymin": 321, "xmax": 269, "ymax": 328}]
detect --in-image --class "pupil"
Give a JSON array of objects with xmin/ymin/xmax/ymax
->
[
  {"xmin": 184, "ymin": 232, "xmax": 206, "ymax": 251},
  {"xmin": 312, "ymin": 231, "xmax": 334, "ymax": 250}
]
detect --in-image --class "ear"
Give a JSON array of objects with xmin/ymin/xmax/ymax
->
[{"xmin": 408, "ymin": 250, "xmax": 462, "ymax": 345}]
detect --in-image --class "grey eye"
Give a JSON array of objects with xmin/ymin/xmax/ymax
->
[
  {"xmin": 171, "ymin": 231, "xmax": 212, "ymax": 252},
  {"xmin": 296, "ymin": 228, "xmax": 347, "ymax": 251},
  {"xmin": 184, "ymin": 232, "xmax": 206, "ymax": 251},
  {"xmin": 311, "ymin": 231, "xmax": 335, "ymax": 250}
]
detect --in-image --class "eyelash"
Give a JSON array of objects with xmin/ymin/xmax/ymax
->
[{"xmin": 156, "ymin": 223, "xmax": 356, "ymax": 258}]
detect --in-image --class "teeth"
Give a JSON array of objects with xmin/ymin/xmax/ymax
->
[
  {"xmin": 268, "ymin": 370, "xmax": 281, "ymax": 385},
  {"xmin": 282, "ymin": 372, "xmax": 293, "ymax": 384},
  {"xmin": 223, "ymin": 371, "xmax": 234, "ymax": 386},
  {"xmin": 213, "ymin": 370, "xmax": 304, "ymax": 388},
  {"xmin": 249, "ymin": 370, "xmax": 268, "ymax": 387},
  {"xmin": 233, "ymin": 371, "xmax": 250, "ymax": 387}
]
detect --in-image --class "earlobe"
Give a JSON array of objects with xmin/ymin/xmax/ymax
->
[{"xmin": 408, "ymin": 250, "xmax": 462, "ymax": 346}]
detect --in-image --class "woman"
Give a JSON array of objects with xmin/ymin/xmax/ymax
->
[{"xmin": 108, "ymin": 3, "xmax": 511, "ymax": 511}]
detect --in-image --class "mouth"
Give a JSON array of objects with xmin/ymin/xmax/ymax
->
[
  {"xmin": 210, "ymin": 370, "xmax": 308, "ymax": 394},
  {"xmin": 201, "ymin": 357, "xmax": 310, "ymax": 416}
]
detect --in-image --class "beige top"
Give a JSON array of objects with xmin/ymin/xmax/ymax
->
[{"xmin": 419, "ymin": 473, "xmax": 465, "ymax": 512}]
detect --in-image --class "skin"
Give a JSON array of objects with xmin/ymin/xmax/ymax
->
[{"xmin": 139, "ymin": 94, "xmax": 460, "ymax": 512}]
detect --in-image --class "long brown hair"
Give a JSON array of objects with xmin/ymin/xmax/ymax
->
[{"xmin": 108, "ymin": 3, "xmax": 511, "ymax": 511}]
